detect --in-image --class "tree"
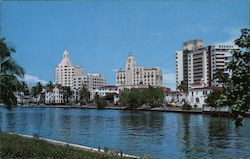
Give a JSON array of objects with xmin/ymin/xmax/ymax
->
[
  {"xmin": 94, "ymin": 93, "xmax": 107, "ymax": 109},
  {"xmin": 79, "ymin": 85, "xmax": 90, "ymax": 105},
  {"xmin": 205, "ymin": 90, "xmax": 223, "ymax": 107},
  {"xmin": 177, "ymin": 81, "xmax": 188, "ymax": 92},
  {"xmin": 46, "ymin": 81, "xmax": 54, "ymax": 90},
  {"xmin": 16, "ymin": 81, "xmax": 29, "ymax": 104},
  {"xmin": 62, "ymin": 86, "xmax": 73, "ymax": 104},
  {"xmin": 104, "ymin": 94, "xmax": 114, "ymax": 102},
  {"xmin": 182, "ymin": 102, "xmax": 192, "ymax": 110},
  {"xmin": 119, "ymin": 87, "xmax": 164, "ymax": 109},
  {"xmin": 217, "ymin": 28, "xmax": 250, "ymax": 127},
  {"xmin": 31, "ymin": 82, "xmax": 43, "ymax": 104},
  {"xmin": 0, "ymin": 38, "xmax": 25, "ymax": 107}
]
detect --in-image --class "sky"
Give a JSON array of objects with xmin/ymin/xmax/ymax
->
[{"xmin": 1, "ymin": 0, "xmax": 249, "ymax": 90}]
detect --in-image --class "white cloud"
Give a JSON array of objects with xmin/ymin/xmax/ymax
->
[
  {"xmin": 162, "ymin": 69, "xmax": 176, "ymax": 91},
  {"xmin": 22, "ymin": 74, "xmax": 48, "ymax": 85}
]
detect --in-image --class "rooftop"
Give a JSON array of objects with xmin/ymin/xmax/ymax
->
[{"xmin": 190, "ymin": 86, "xmax": 223, "ymax": 91}]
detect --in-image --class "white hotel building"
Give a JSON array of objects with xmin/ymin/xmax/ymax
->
[
  {"xmin": 116, "ymin": 53, "xmax": 163, "ymax": 88},
  {"xmin": 176, "ymin": 40, "xmax": 235, "ymax": 90},
  {"xmin": 55, "ymin": 50, "xmax": 106, "ymax": 100}
]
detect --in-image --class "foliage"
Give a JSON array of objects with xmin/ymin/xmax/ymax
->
[
  {"xmin": 105, "ymin": 94, "xmax": 115, "ymax": 102},
  {"xmin": 177, "ymin": 81, "xmax": 188, "ymax": 92},
  {"xmin": 217, "ymin": 28, "xmax": 250, "ymax": 127},
  {"xmin": 181, "ymin": 102, "xmax": 192, "ymax": 110},
  {"xmin": 31, "ymin": 82, "xmax": 43, "ymax": 99},
  {"xmin": 205, "ymin": 90, "xmax": 223, "ymax": 107},
  {"xmin": 45, "ymin": 81, "xmax": 54, "ymax": 90},
  {"xmin": 94, "ymin": 93, "xmax": 107, "ymax": 109},
  {"xmin": 0, "ymin": 38, "xmax": 25, "ymax": 107},
  {"xmin": 0, "ymin": 132, "xmax": 131, "ymax": 159},
  {"xmin": 62, "ymin": 86, "xmax": 73, "ymax": 104},
  {"xmin": 119, "ymin": 86, "xmax": 164, "ymax": 109},
  {"xmin": 79, "ymin": 85, "xmax": 90, "ymax": 105}
]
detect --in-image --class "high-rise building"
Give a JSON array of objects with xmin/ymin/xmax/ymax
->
[
  {"xmin": 55, "ymin": 50, "xmax": 84, "ymax": 90},
  {"xmin": 55, "ymin": 50, "xmax": 106, "ymax": 100},
  {"xmin": 116, "ymin": 53, "xmax": 163, "ymax": 88},
  {"xmin": 176, "ymin": 40, "xmax": 235, "ymax": 90},
  {"xmin": 176, "ymin": 51, "xmax": 183, "ymax": 85},
  {"xmin": 176, "ymin": 40, "xmax": 204, "ymax": 87}
]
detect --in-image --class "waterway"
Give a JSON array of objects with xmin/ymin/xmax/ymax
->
[{"xmin": 0, "ymin": 107, "xmax": 249, "ymax": 159}]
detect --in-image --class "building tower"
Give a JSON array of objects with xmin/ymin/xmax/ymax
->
[{"xmin": 116, "ymin": 52, "xmax": 163, "ymax": 88}]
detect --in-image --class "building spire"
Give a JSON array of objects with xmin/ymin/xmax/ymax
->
[
  {"xmin": 63, "ymin": 50, "xmax": 69, "ymax": 59},
  {"xmin": 128, "ymin": 52, "xmax": 132, "ymax": 57}
]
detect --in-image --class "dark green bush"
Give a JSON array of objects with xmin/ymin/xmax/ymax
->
[{"xmin": 182, "ymin": 103, "xmax": 192, "ymax": 110}]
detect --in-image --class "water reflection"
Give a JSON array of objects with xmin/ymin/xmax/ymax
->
[
  {"xmin": 118, "ymin": 111, "xmax": 165, "ymax": 157},
  {"xmin": 0, "ymin": 108, "xmax": 249, "ymax": 159}
]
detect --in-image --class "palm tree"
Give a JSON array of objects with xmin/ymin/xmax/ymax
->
[
  {"xmin": 16, "ymin": 81, "xmax": 29, "ymax": 104},
  {"xmin": 79, "ymin": 85, "xmax": 90, "ymax": 105},
  {"xmin": 46, "ymin": 81, "xmax": 54, "ymax": 90},
  {"xmin": 62, "ymin": 86, "xmax": 73, "ymax": 104},
  {"xmin": 31, "ymin": 82, "xmax": 43, "ymax": 104},
  {"xmin": 177, "ymin": 81, "xmax": 188, "ymax": 92},
  {"xmin": 0, "ymin": 38, "xmax": 25, "ymax": 106}
]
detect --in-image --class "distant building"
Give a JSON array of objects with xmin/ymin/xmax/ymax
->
[
  {"xmin": 86, "ymin": 73, "xmax": 106, "ymax": 91},
  {"xmin": 116, "ymin": 53, "xmax": 163, "ymax": 88},
  {"xmin": 45, "ymin": 85, "xmax": 64, "ymax": 104},
  {"xmin": 165, "ymin": 91, "xmax": 188, "ymax": 106},
  {"xmin": 176, "ymin": 40, "xmax": 235, "ymax": 90},
  {"xmin": 55, "ymin": 50, "xmax": 84, "ymax": 90},
  {"xmin": 187, "ymin": 79, "xmax": 222, "ymax": 108},
  {"xmin": 55, "ymin": 50, "xmax": 106, "ymax": 101},
  {"xmin": 93, "ymin": 85, "xmax": 118, "ymax": 97},
  {"xmin": 55, "ymin": 50, "xmax": 85, "ymax": 100},
  {"xmin": 92, "ymin": 85, "xmax": 119, "ymax": 102}
]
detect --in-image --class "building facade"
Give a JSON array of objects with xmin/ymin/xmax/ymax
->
[
  {"xmin": 187, "ymin": 80, "xmax": 222, "ymax": 108},
  {"xmin": 55, "ymin": 50, "xmax": 84, "ymax": 90},
  {"xmin": 86, "ymin": 73, "xmax": 106, "ymax": 91},
  {"xmin": 116, "ymin": 53, "xmax": 163, "ymax": 88},
  {"xmin": 45, "ymin": 85, "xmax": 64, "ymax": 104},
  {"xmin": 93, "ymin": 85, "xmax": 119, "ymax": 97},
  {"xmin": 176, "ymin": 40, "xmax": 235, "ymax": 90},
  {"xmin": 55, "ymin": 50, "xmax": 106, "ymax": 101}
]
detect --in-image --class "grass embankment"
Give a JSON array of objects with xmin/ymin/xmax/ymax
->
[{"xmin": 0, "ymin": 132, "xmax": 132, "ymax": 159}]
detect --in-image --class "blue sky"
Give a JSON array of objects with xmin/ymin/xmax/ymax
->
[{"xmin": 1, "ymin": 0, "xmax": 249, "ymax": 90}]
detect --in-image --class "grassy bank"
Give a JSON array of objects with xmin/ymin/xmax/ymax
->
[{"xmin": 0, "ymin": 132, "xmax": 134, "ymax": 159}]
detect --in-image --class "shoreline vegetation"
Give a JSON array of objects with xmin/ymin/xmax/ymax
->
[
  {"xmin": 1, "ymin": 105, "xmax": 250, "ymax": 117},
  {"xmin": 0, "ymin": 132, "xmax": 148, "ymax": 159}
]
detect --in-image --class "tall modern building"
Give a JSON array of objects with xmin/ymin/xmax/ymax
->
[
  {"xmin": 176, "ymin": 40, "xmax": 235, "ymax": 90},
  {"xmin": 116, "ymin": 53, "xmax": 163, "ymax": 88}
]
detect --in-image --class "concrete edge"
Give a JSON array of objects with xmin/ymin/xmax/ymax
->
[{"xmin": 6, "ymin": 132, "xmax": 140, "ymax": 159}]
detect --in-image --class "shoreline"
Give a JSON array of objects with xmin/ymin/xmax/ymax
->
[
  {"xmin": 1, "ymin": 105, "xmax": 250, "ymax": 117},
  {"xmin": 5, "ymin": 132, "xmax": 139, "ymax": 159}
]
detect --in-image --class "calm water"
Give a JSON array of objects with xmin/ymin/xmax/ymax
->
[{"xmin": 0, "ymin": 107, "xmax": 250, "ymax": 159}]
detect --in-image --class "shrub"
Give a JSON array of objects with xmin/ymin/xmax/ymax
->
[
  {"xmin": 97, "ymin": 97, "xmax": 107, "ymax": 109},
  {"xmin": 182, "ymin": 103, "xmax": 192, "ymax": 110}
]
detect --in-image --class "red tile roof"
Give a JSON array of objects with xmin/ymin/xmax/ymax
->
[
  {"xmin": 99, "ymin": 85, "xmax": 118, "ymax": 88},
  {"xmin": 164, "ymin": 91, "xmax": 187, "ymax": 95}
]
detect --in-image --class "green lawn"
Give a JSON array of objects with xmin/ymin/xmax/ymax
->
[{"xmin": 0, "ymin": 132, "xmax": 135, "ymax": 159}]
